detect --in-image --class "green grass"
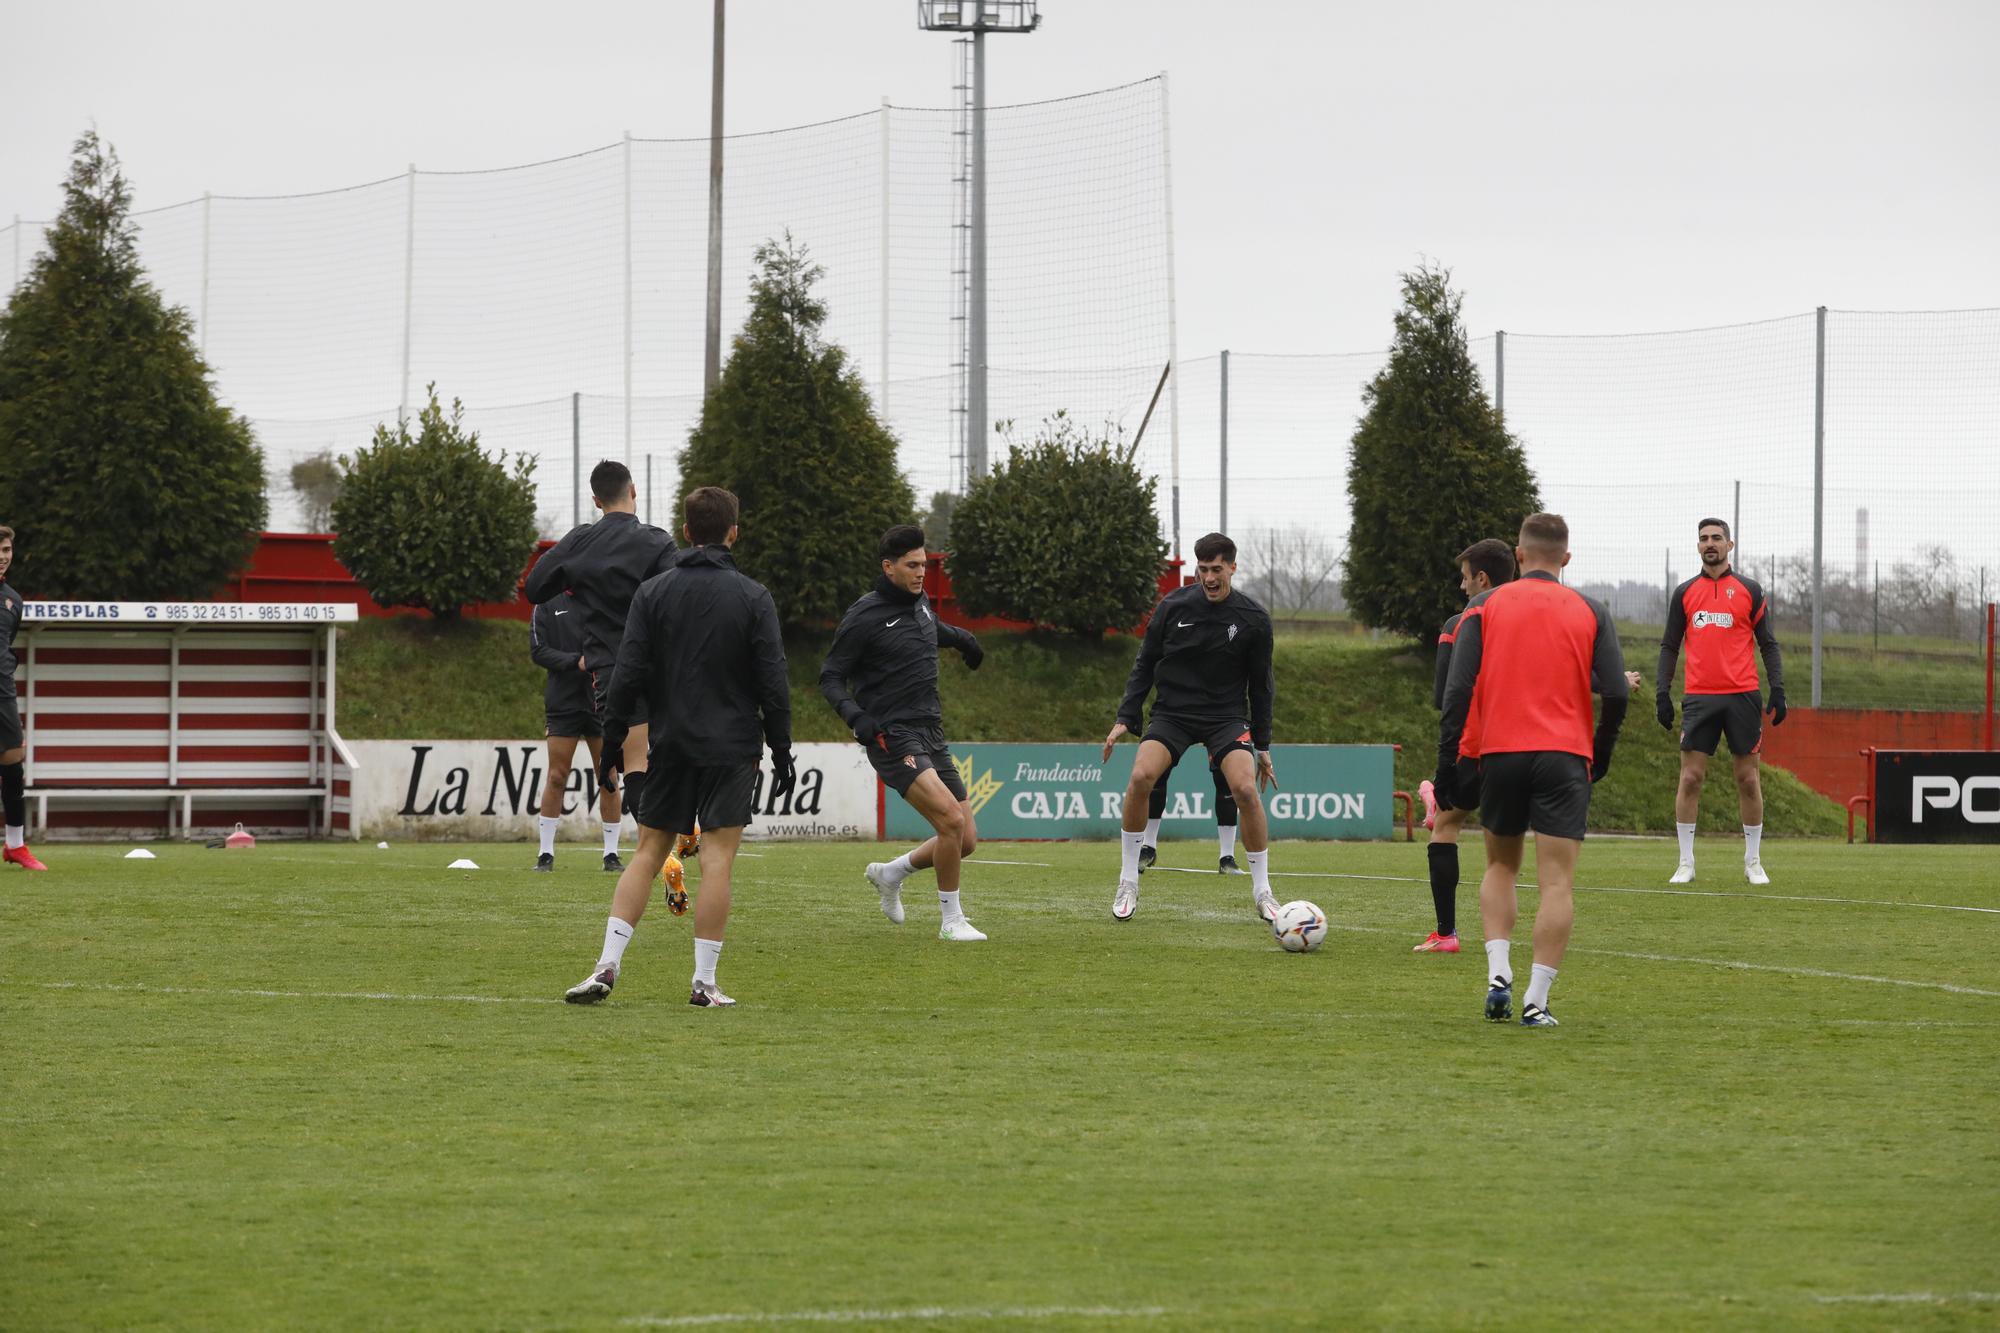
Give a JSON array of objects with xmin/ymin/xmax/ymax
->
[
  {"xmin": 337, "ymin": 620, "xmax": 1843, "ymax": 836},
  {"xmin": 5, "ymin": 838, "xmax": 1998, "ymax": 1329}
]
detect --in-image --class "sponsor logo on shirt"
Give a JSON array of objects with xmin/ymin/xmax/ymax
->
[
  {"xmin": 1692, "ymin": 610, "xmax": 1737, "ymax": 630},
  {"xmin": 1228, "ymin": 623, "xmax": 1238, "ymax": 641}
]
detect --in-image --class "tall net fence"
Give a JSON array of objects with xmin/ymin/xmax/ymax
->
[
  {"xmin": 2, "ymin": 80, "xmax": 1174, "ymax": 534},
  {"xmin": 1181, "ymin": 310, "xmax": 1998, "ymax": 711}
]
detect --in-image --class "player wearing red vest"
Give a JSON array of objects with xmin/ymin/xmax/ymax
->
[
  {"xmin": 1437, "ymin": 514, "xmax": 1628, "ymax": 1028},
  {"xmin": 1656, "ymin": 518, "xmax": 1786, "ymax": 886},
  {"xmin": 1415, "ymin": 537, "xmax": 1516, "ymax": 955}
]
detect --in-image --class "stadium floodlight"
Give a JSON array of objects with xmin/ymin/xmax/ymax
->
[{"xmin": 918, "ymin": 1, "xmax": 1041, "ymax": 484}]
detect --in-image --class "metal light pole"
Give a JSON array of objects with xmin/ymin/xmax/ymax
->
[
  {"xmin": 919, "ymin": 2, "xmax": 1040, "ymax": 482},
  {"xmin": 703, "ymin": 0, "xmax": 726, "ymax": 396}
]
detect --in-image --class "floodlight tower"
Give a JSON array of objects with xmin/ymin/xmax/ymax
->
[{"xmin": 918, "ymin": 1, "xmax": 1041, "ymax": 484}]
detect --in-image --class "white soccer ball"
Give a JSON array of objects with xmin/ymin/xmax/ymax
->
[{"xmin": 1271, "ymin": 899, "xmax": 1328, "ymax": 953}]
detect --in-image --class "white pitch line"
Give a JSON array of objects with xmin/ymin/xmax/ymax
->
[
  {"xmin": 965, "ymin": 857, "xmax": 1055, "ymax": 868},
  {"xmin": 1152, "ymin": 864, "xmax": 2000, "ymax": 916},
  {"xmin": 1569, "ymin": 949, "xmax": 2000, "ymax": 998},
  {"xmin": 1812, "ymin": 1292, "xmax": 2000, "ymax": 1305},
  {"xmin": 14, "ymin": 980, "xmax": 559, "ymax": 1006},
  {"xmin": 623, "ymin": 1306, "xmax": 1170, "ymax": 1328}
]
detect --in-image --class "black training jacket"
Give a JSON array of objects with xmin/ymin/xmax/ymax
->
[
  {"xmin": 1116, "ymin": 583, "xmax": 1276, "ymax": 749},
  {"xmin": 819, "ymin": 575, "xmax": 977, "ymax": 737},
  {"xmin": 522, "ymin": 511, "xmax": 677, "ymax": 672},
  {"xmin": 0, "ymin": 580, "xmax": 20, "ymax": 695},
  {"xmin": 606, "ymin": 546, "xmax": 791, "ymax": 765},
  {"xmin": 528, "ymin": 593, "xmax": 593, "ymax": 717}
]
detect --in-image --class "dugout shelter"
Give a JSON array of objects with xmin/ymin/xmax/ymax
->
[{"xmin": 16, "ymin": 601, "xmax": 360, "ymax": 840}]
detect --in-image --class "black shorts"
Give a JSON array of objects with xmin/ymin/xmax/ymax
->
[
  {"xmin": 1438, "ymin": 756, "xmax": 1483, "ymax": 813},
  {"xmin": 639, "ymin": 756, "xmax": 758, "ymax": 834},
  {"xmin": 1681, "ymin": 692, "xmax": 1763, "ymax": 757},
  {"xmin": 0, "ymin": 693, "xmax": 19, "ymax": 752},
  {"xmin": 1143, "ymin": 713, "xmax": 1255, "ymax": 769},
  {"xmin": 868, "ymin": 722, "xmax": 969, "ymax": 802},
  {"xmin": 544, "ymin": 710, "xmax": 602, "ymax": 740},
  {"xmin": 1479, "ymin": 751, "xmax": 1592, "ymax": 841}
]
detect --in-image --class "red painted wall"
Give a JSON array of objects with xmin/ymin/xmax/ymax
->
[{"xmin": 1761, "ymin": 708, "xmax": 1989, "ymax": 805}]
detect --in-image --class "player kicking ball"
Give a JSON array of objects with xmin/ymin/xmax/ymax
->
[
  {"xmin": 564, "ymin": 488, "xmax": 792, "ymax": 1007},
  {"xmin": 1656, "ymin": 517, "xmax": 1786, "ymax": 886},
  {"xmin": 0, "ymin": 525, "xmax": 45, "ymax": 872},
  {"xmin": 1104, "ymin": 532, "xmax": 1278, "ymax": 924},
  {"xmin": 821, "ymin": 525, "xmax": 987, "ymax": 941}
]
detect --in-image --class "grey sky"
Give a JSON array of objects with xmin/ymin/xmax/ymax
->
[{"xmin": 5, "ymin": 0, "xmax": 1996, "ymax": 355}]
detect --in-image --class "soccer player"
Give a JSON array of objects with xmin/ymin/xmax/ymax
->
[
  {"xmin": 527, "ymin": 591, "xmax": 623, "ymax": 872},
  {"xmin": 1414, "ymin": 537, "xmax": 1518, "ymax": 953},
  {"xmin": 0, "ymin": 526, "xmax": 45, "ymax": 872},
  {"xmin": 1656, "ymin": 518, "xmax": 1786, "ymax": 886},
  {"xmin": 564, "ymin": 487, "xmax": 792, "ymax": 1007},
  {"xmin": 1448, "ymin": 512, "xmax": 1632, "ymax": 1020},
  {"xmin": 523, "ymin": 461, "xmax": 676, "ymax": 873},
  {"xmin": 1103, "ymin": 532, "xmax": 1278, "ymax": 924},
  {"xmin": 820, "ymin": 524, "xmax": 988, "ymax": 942},
  {"xmin": 1437, "ymin": 513, "xmax": 1628, "ymax": 1028},
  {"xmin": 1138, "ymin": 758, "xmax": 1240, "ymax": 874}
]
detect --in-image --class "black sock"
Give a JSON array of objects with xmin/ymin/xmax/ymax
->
[
  {"xmin": 620, "ymin": 768, "xmax": 647, "ymax": 829},
  {"xmin": 1, "ymin": 761, "xmax": 24, "ymax": 829},
  {"xmin": 1426, "ymin": 840, "xmax": 1458, "ymax": 936},
  {"xmin": 1147, "ymin": 778, "xmax": 1168, "ymax": 822}
]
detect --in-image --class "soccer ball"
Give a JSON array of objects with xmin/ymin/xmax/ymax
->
[{"xmin": 1271, "ymin": 899, "xmax": 1327, "ymax": 953}]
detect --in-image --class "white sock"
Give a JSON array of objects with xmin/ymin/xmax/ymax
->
[
  {"xmin": 939, "ymin": 888, "xmax": 964, "ymax": 924},
  {"xmin": 1143, "ymin": 816, "xmax": 1162, "ymax": 845},
  {"xmin": 693, "ymin": 936, "xmax": 723, "ymax": 986},
  {"xmin": 599, "ymin": 916, "xmax": 634, "ymax": 971},
  {"xmin": 538, "ymin": 815, "xmax": 559, "ymax": 856},
  {"xmin": 1246, "ymin": 848, "xmax": 1271, "ymax": 896},
  {"xmin": 1485, "ymin": 939, "xmax": 1513, "ymax": 988},
  {"xmin": 1525, "ymin": 962, "xmax": 1558, "ymax": 1011},
  {"xmin": 602, "ymin": 822, "xmax": 621, "ymax": 855},
  {"xmin": 1218, "ymin": 825, "xmax": 1236, "ymax": 858},
  {"xmin": 886, "ymin": 851, "xmax": 917, "ymax": 885},
  {"xmin": 1744, "ymin": 823, "xmax": 1763, "ymax": 863},
  {"xmin": 1119, "ymin": 829, "xmax": 1144, "ymax": 882},
  {"xmin": 4, "ymin": 825, "xmax": 23, "ymax": 850},
  {"xmin": 1676, "ymin": 822, "xmax": 1696, "ymax": 865}
]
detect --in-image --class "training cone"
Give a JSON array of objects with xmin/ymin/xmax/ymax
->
[
  {"xmin": 124, "ymin": 848, "xmax": 157, "ymax": 860},
  {"xmin": 448, "ymin": 858, "xmax": 479, "ymax": 870},
  {"xmin": 224, "ymin": 823, "xmax": 256, "ymax": 850}
]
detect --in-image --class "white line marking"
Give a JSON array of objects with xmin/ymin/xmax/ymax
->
[
  {"xmin": 1571, "ymin": 948, "xmax": 2000, "ymax": 998},
  {"xmin": 13, "ymin": 980, "xmax": 559, "ymax": 1006},
  {"xmin": 624, "ymin": 1307, "xmax": 1170, "ymax": 1328},
  {"xmin": 1151, "ymin": 864, "xmax": 2000, "ymax": 915},
  {"xmin": 965, "ymin": 857, "xmax": 1055, "ymax": 868},
  {"xmin": 1812, "ymin": 1292, "xmax": 2000, "ymax": 1305}
]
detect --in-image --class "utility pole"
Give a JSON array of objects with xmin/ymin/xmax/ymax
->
[{"xmin": 703, "ymin": 0, "xmax": 726, "ymax": 396}]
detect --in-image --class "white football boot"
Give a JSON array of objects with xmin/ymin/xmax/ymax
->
[
  {"xmin": 564, "ymin": 965, "xmax": 617, "ymax": 1004},
  {"xmin": 864, "ymin": 862, "xmax": 906, "ymax": 924},
  {"xmin": 1112, "ymin": 879, "xmax": 1139, "ymax": 921},
  {"xmin": 939, "ymin": 917, "xmax": 987, "ymax": 942},
  {"xmin": 1254, "ymin": 891, "xmax": 1280, "ymax": 924},
  {"xmin": 1745, "ymin": 860, "xmax": 1771, "ymax": 886},
  {"xmin": 1668, "ymin": 862, "xmax": 1696, "ymax": 885},
  {"xmin": 689, "ymin": 979, "xmax": 736, "ymax": 1008}
]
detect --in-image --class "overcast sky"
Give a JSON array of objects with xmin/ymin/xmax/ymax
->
[{"xmin": 5, "ymin": 0, "xmax": 1997, "ymax": 355}]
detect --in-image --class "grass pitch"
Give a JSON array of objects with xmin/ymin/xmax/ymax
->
[{"xmin": 4, "ymin": 837, "xmax": 1998, "ymax": 1330}]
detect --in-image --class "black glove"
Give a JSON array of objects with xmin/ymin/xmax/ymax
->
[
  {"xmin": 1656, "ymin": 694, "xmax": 1676, "ymax": 730},
  {"xmin": 851, "ymin": 713, "xmax": 886, "ymax": 750},
  {"xmin": 1432, "ymin": 762, "xmax": 1457, "ymax": 812},
  {"xmin": 959, "ymin": 633, "xmax": 985, "ymax": 671},
  {"xmin": 1767, "ymin": 686, "xmax": 1787, "ymax": 726},
  {"xmin": 769, "ymin": 747, "xmax": 797, "ymax": 794},
  {"xmin": 1590, "ymin": 749, "xmax": 1612, "ymax": 783}
]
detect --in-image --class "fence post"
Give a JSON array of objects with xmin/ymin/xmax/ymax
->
[
  {"xmin": 1218, "ymin": 348, "xmax": 1229, "ymax": 535},
  {"xmin": 1811, "ymin": 305, "xmax": 1826, "ymax": 708},
  {"xmin": 1987, "ymin": 602, "xmax": 1996, "ymax": 751},
  {"xmin": 1732, "ymin": 478, "xmax": 1740, "ymax": 562},
  {"xmin": 200, "ymin": 192, "xmax": 212, "ymax": 355},
  {"xmin": 571, "ymin": 392, "xmax": 582, "ymax": 529},
  {"xmin": 880, "ymin": 97, "xmax": 892, "ymax": 418},
  {"xmin": 399, "ymin": 164, "xmax": 416, "ymax": 424},
  {"xmin": 623, "ymin": 131, "xmax": 634, "ymax": 470},
  {"xmin": 1158, "ymin": 72, "xmax": 1183, "ymax": 562},
  {"xmin": 646, "ymin": 455, "xmax": 654, "ymax": 527},
  {"xmin": 1495, "ymin": 329, "xmax": 1505, "ymax": 416},
  {"xmin": 9, "ymin": 214, "xmax": 18, "ymax": 295}
]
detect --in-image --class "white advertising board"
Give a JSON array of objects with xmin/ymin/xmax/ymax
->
[
  {"xmin": 23, "ymin": 601, "xmax": 358, "ymax": 624},
  {"xmin": 346, "ymin": 740, "xmax": 876, "ymax": 842}
]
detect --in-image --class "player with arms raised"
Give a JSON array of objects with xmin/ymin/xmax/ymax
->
[
  {"xmin": 1438, "ymin": 513, "xmax": 1627, "ymax": 1028},
  {"xmin": 1656, "ymin": 517, "xmax": 1786, "ymax": 886},
  {"xmin": 1104, "ymin": 532, "xmax": 1277, "ymax": 924}
]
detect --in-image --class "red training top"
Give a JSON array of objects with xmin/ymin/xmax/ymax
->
[{"xmin": 1439, "ymin": 572, "xmax": 1627, "ymax": 761}]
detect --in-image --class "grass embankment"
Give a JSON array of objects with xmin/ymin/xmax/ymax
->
[{"xmin": 339, "ymin": 617, "xmax": 1842, "ymax": 835}]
